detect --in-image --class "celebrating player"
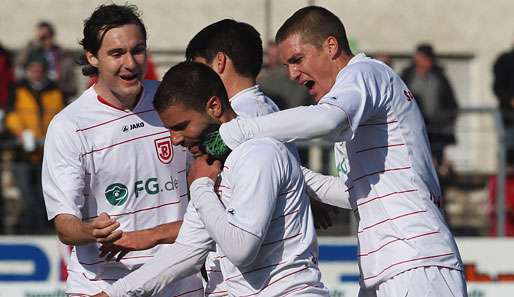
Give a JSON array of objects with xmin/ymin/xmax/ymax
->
[
  {"xmin": 185, "ymin": 18, "xmax": 346, "ymax": 295},
  {"xmin": 218, "ymin": 6, "xmax": 468, "ymax": 297},
  {"xmin": 41, "ymin": 4, "xmax": 202, "ymax": 296},
  {"xmin": 94, "ymin": 61, "xmax": 329, "ymax": 297}
]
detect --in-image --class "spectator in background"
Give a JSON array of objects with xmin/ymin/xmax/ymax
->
[
  {"xmin": 5, "ymin": 52, "xmax": 64, "ymax": 233},
  {"xmin": 258, "ymin": 41, "xmax": 312, "ymax": 109},
  {"xmin": 16, "ymin": 21, "xmax": 77, "ymax": 102},
  {"xmin": 401, "ymin": 44, "xmax": 459, "ymax": 173},
  {"xmin": 493, "ymin": 43, "xmax": 514, "ymax": 166},
  {"xmin": 0, "ymin": 43, "xmax": 14, "ymax": 111}
]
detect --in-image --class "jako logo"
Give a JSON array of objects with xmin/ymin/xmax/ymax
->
[
  {"xmin": 123, "ymin": 122, "xmax": 145, "ymax": 132},
  {"xmin": 105, "ymin": 183, "xmax": 129, "ymax": 206}
]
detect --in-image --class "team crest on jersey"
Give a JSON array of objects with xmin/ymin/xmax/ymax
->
[{"xmin": 154, "ymin": 136, "xmax": 174, "ymax": 164}]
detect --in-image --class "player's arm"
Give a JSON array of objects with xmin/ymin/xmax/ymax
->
[
  {"xmin": 98, "ymin": 242, "xmax": 208, "ymax": 297},
  {"xmin": 42, "ymin": 117, "xmax": 123, "ymax": 245},
  {"xmin": 220, "ymin": 103, "xmax": 350, "ymax": 149},
  {"xmin": 188, "ymin": 145, "xmax": 282, "ymax": 267},
  {"xmin": 98, "ymin": 221, "xmax": 183, "ymax": 261},
  {"xmin": 302, "ymin": 166, "xmax": 351, "ymax": 209},
  {"xmin": 99, "ymin": 204, "xmax": 214, "ymax": 297},
  {"xmin": 54, "ymin": 213, "xmax": 121, "ymax": 245}
]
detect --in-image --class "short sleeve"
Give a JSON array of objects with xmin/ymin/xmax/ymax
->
[
  {"xmin": 176, "ymin": 203, "xmax": 216, "ymax": 250},
  {"xmin": 42, "ymin": 116, "xmax": 86, "ymax": 220},
  {"xmin": 225, "ymin": 141, "xmax": 283, "ymax": 238}
]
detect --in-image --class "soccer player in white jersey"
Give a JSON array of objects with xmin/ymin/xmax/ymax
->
[
  {"xmin": 218, "ymin": 6, "xmax": 468, "ymax": 297},
  {"xmin": 41, "ymin": 4, "xmax": 202, "ymax": 296},
  {"xmin": 184, "ymin": 19, "xmax": 341, "ymax": 296},
  {"xmin": 93, "ymin": 61, "xmax": 329, "ymax": 297},
  {"xmin": 184, "ymin": 19, "xmax": 280, "ymax": 296}
]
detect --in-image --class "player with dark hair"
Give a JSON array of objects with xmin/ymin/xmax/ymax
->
[
  {"xmin": 219, "ymin": 6, "xmax": 468, "ymax": 297},
  {"xmin": 95, "ymin": 61, "xmax": 329, "ymax": 297},
  {"xmin": 41, "ymin": 4, "xmax": 202, "ymax": 296}
]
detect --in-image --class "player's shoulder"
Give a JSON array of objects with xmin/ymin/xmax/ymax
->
[
  {"xmin": 343, "ymin": 54, "xmax": 390, "ymax": 77},
  {"xmin": 143, "ymin": 79, "xmax": 160, "ymax": 91},
  {"xmin": 49, "ymin": 87, "xmax": 96, "ymax": 130},
  {"xmin": 232, "ymin": 137, "xmax": 287, "ymax": 162}
]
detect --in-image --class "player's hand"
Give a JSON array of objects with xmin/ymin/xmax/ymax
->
[
  {"xmin": 87, "ymin": 212, "xmax": 122, "ymax": 244},
  {"xmin": 310, "ymin": 199, "xmax": 339, "ymax": 230},
  {"xmin": 187, "ymin": 155, "xmax": 222, "ymax": 186},
  {"xmin": 98, "ymin": 230, "xmax": 156, "ymax": 262}
]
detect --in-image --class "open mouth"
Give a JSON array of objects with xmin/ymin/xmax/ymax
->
[
  {"xmin": 303, "ymin": 80, "xmax": 315, "ymax": 90},
  {"xmin": 120, "ymin": 73, "xmax": 138, "ymax": 81}
]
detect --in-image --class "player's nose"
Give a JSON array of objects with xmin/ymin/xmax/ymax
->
[
  {"xmin": 287, "ymin": 64, "xmax": 301, "ymax": 81},
  {"xmin": 170, "ymin": 131, "xmax": 184, "ymax": 145}
]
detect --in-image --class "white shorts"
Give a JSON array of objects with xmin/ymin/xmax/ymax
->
[{"xmin": 358, "ymin": 266, "xmax": 468, "ymax": 297}]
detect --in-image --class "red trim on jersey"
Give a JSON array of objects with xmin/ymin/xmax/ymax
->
[
  {"xmin": 271, "ymin": 209, "xmax": 300, "ymax": 222},
  {"xmin": 353, "ymin": 166, "xmax": 412, "ymax": 183},
  {"xmin": 359, "ymin": 120, "xmax": 398, "ymax": 127},
  {"xmin": 97, "ymin": 95, "xmax": 126, "ymax": 111},
  {"xmin": 362, "ymin": 252, "xmax": 455, "ymax": 281},
  {"xmin": 355, "ymin": 143, "xmax": 406, "ymax": 154},
  {"xmin": 358, "ymin": 210, "xmax": 427, "ymax": 233},
  {"xmin": 79, "ymin": 254, "xmax": 154, "ymax": 266},
  {"xmin": 237, "ymin": 266, "xmax": 310, "ymax": 297},
  {"xmin": 357, "ymin": 189, "xmax": 419, "ymax": 207},
  {"xmin": 261, "ymin": 232, "xmax": 302, "ymax": 247},
  {"xmin": 225, "ymin": 260, "xmax": 287, "ymax": 281},
  {"xmin": 75, "ymin": 108, "xmax": 155, "ymax": 132},
  {"xmin": 279, "ymin": 188, "xmax": 296, "ymax": 197},
  {"xmin": 358, "ymin": 231, "xmax": 440, "ymax": 257},
  {"xmin": 205, "ymin": 291, "xmax": 228, "ymax": 296},
  {"xmin": 83, "ymin": 200, "xmax": 182, "ymax": 220},
  {"xmin": 174, "ymin": 287, "xmax": 204, "ymax": 297},
  {"xmin": 82, "ymin": 130, "xmax": 170, "ymax": 156}
]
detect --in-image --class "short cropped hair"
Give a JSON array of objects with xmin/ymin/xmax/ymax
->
[
  {"xmin": 78, "ymin": 4, "xmax": 147, "ymax": 76},
  {"xmin": 185, "ymin": 19, "xmax": 263, "ymax": 79},
  {"xmin": 154, "ymin": 61, "xmax": 229, "ymax": 113},
  {"xmin": 276, "ymin": 6, "xmax": 352, "ymax": 54}
]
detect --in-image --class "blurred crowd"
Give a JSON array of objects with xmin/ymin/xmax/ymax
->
[{"xmin": 0, "ymin": 20, "xmax": 513, "ymax": 236}]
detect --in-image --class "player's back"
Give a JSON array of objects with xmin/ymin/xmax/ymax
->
[{"xmin": 215, "ymin": 137, "xmax": 328, "ymax": 296}]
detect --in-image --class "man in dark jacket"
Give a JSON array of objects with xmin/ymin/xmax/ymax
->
[
  {"xmin": 493, "ymin": 45, "xmax": 514, "ymax": 165},
  {"xmin": 401, "ymin": 44, "xmax": 459, "ymax": 167}
]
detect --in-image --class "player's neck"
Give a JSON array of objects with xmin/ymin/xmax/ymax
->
[
  {"xmin": 335, "ymin": 52, "xmax": 354, "ymax": 73},
  {"xmin": 93, "ymin": 81, "xmax": 141, "ymax": 111},
  {"xmin": 223, "ymin": 74, "xmax": 256, "ymax": 99},
  {"xmin": 219, "ymin": 108, "xmax": 238, "ymax": 124}
]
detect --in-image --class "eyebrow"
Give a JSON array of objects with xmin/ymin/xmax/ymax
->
[
  {"xmin": 106, "ymin": 48, "xmax": 125, "ymax": 55},
  {"xmin": 169, "ymin": 121, "xmax": 188, "ymax": 131},
  {"xmin": 286, "ymin": 54, "xmax": 302, "ymax": 64}
]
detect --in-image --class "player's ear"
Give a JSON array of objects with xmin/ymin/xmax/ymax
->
[
  {"xmin": 213, "ymin": 52, "xmax": 227, "ymax": 75},
  {"xmin": 324, "ymin": 36, "xmax": 340, "ymax": 60},
  {"xmin": 85, "ymin": 51, "xmax": 99, "ymax": 68},
  {"xmin": 206, "ymin": 96, "xmax": 223, "ymax": 119}
]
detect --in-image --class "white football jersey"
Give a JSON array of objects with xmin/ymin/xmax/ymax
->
[
  {"xmin": 42, "ymin": 81, "xmax": 203, "ymax": 296},
  {"xmin": 219, "ymin": 54, "xmax": 464, "ymax": 289},
  {"xmin": 178, "ymin": 137, "xmax": 328, "ymax": 297},
  {"xmin": 318, "ymin": 54, "xmax": 463, "ymax": 287},
  {"xmin": 203, "ymin": 85, "xmax": 280, "ymax": 296}
]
